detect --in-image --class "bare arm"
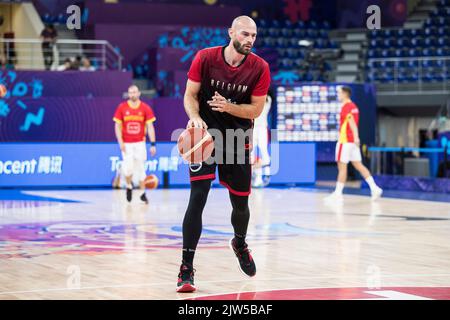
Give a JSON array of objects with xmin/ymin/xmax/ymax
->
[
  {"xmin": 207, "ymin": 91, "xmax": 267, "ymax": 120},
  {"xmin": 114, "ymin": 122, "xmax": 125, "ymax": 152},
  {"xmin": 146, "ymin": 122, "xmax": 156, "ymax": 143},
  {"xmin": 184, "ymin": 79, "xmax": 207, "ymax": 128},
  {"xmin": 146, "ymin": 121, "xmax": 156, "ymax": 156}
]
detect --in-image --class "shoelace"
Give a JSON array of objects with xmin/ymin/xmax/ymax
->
[
  {"xmin": 236, "ymin": 244, "xmax": 253, "ymax": 264},
  {"xmin": 179, "ymin": 266, "xmax": 196, "ymax": 282}
]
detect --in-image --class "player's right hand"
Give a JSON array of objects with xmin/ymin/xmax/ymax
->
[{"xmin": 187, "ymin": 117, "xmax": 208, "ymax": 129}]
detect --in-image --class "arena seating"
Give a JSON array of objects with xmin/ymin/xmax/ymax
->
[{"xmin": 366, "ymin": 0, "xmax": 450, "ymax": 83}]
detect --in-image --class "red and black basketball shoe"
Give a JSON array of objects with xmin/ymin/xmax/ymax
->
[
  {"xmin": 176, "ymin": 263, "xmax": 196, "ymax": 293},
  {"xmin": 229, "ymin": 238, "xmax": 256, "ymax": 277}
]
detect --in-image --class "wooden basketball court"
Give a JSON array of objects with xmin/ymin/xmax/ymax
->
[{"xmin": 0, "ymin": 187, "xmax": 449, "ymax": 300}]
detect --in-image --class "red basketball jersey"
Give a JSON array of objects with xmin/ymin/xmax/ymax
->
[
  {"xmin": 339, "ymin": 102, "xmax": 359, "ymax": 143},
  {"xmin": 113, "ymin": 101, "xmax": 156, "ymax": 143},
  {"xmin": 187, "ymin": 46, "xmax": 271, "ymax": 132}
]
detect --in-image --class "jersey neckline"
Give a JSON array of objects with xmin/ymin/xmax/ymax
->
[
  {"xmin": 221, "ymin": 45, "xmax": 248, "ymax": 69},
  {"xmin": 127, "ymin": 100, "xmax": 142, "ymax": 109}
]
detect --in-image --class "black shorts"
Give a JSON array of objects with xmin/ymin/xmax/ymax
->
[
  {"xmin": 189, "ymin": 145, "xmax": 252, "ymax": 197},
  {"xmin": 189, "ymin": 161, "xmax": 252, "ymax": 196}
]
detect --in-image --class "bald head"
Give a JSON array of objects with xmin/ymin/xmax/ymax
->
[
  {"xmin": 231, "ymin": 15, "xmax": 257, "ymax": 30},
  {"xmin": 229, "ymin": 16, "xmax": 257, "ymax": 55}
]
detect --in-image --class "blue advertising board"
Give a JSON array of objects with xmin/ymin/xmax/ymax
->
[{"xmin": 0, "ymin": 142, "xmax": 315, "ymax": 187}]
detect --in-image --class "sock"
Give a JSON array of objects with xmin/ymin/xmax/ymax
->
[
  {"xmin": 365, "ymin": 176, "xmax": 378, "ymax": 191},
  {"xmin": 141, "ymin": 191, "xmax": 146, "ymax": 197},
  {"xmin": 335, "ymin": 182, "xmax": 345, "ymax": 194},
  {"xmin": 234, "ymin": 233, "xmax": 246, "ymax": 248},
  {"xmin": 182, "ymin": 248, "xmax": 195, "ymax": 266}
]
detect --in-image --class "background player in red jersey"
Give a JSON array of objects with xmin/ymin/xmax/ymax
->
[
  {"xmin": 113, "ymin": 85, "xmax": 157, "ymax": 204},
  {"xmin": 325, "ymin": 86, "xmax": 383, "ymax": 202},
  {"xmin": 176, "ymin": 16, "xmax": 271, "ymax": 293}
]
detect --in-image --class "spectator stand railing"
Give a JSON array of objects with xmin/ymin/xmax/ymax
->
[
  {"xmin": 0, "ymin": 38, "xmax": 123, "ymax": 71},
  {"xmin": 368, "ymin": 146, "xmax": 449, "ymax": 178},
  {"xmin": 366, "ymin": 56, "xmax": 450, "ymax": 94}
]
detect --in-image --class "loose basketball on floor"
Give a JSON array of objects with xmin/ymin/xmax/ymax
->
[{"xmin": 144, "ymin": 174, "xmax": 159, "ymax": 189}]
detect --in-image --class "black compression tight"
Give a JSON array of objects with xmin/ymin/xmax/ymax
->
[{"xmin": 182, "ymin": 180, "xmax": 250, "ymax": 265}]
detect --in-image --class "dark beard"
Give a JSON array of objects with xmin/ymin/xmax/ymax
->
[{"xmin": 233, "ymin": 39, "xmax": 251, "ymax": 55}]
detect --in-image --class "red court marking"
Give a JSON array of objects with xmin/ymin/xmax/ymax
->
[{"xmin": 189, "ymin": 287, "xmax": 450, "ymax": 300}]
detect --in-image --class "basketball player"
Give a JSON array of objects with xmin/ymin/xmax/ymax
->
[
  {"xmin": 113, "ymin": 85, "xmax": 157, "ymax": 204},
  {"xmin": 252, "ymin": 94, "xmax": 272, "ymax": 187},
  {"xmin": 177, "ymin": 16, "xmax": 271, "ymax": 292},
  {"xmin": 325, "ymin": 86, "xmax": 382, "ymax": 201}
]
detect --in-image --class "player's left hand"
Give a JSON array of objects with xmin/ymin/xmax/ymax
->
[
  {"xmin": 150, "ymin": 146, "xmax": 156, "ymax": 156},
  {"xmin": 207, "ymin": 91, "xmax": 233, "ymax": 113}
]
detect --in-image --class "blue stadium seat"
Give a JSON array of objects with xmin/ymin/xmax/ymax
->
[
  {"xmin": 296, "ymin": 21, "xmax": 305, "ymax": 29},
  {"xmin": 410, "ymin": 38, "xmax": 424, "ymax": 47},
  {"xmin": 367, "ymin": 49, "xmax": 377, "ymax": 58},
  {"xmin": 367, "ymin": 60, "xmax": 376, "ymax": 68},
  {"xmin": 424, "ymin": 37, "xmax": 437, "ymax": 46},
  {"xmin": 422, "ymin": 48, "xmax": 436, "ymax": 56},
  {"xmin": 366, "ymin": 72, "xmax": 376, "ymax": 82},
  {"xmin": 424, "ymin": 27, "xmax": 437, "ymax": 36},
  {"xmin": 421, "ymin": 60, "xmax": 435, "ymax": 68},
  {"xmin": 410, "ymin": 61, "xmax": 419, "ymax": 70},
  {"xmin": 382, "ymin": 38, "xmax": 393, "ymax": 48},
  {"xmin": 369, "ymin": 30, "xmax": 380, "ymax": 38},
  {"xmin": 281, "ymin": 28, "xmax": 293, "ymax": 37},
  {"xmin": 306, "ymin": 29, "xmax": 318, "ymax": 38},
  {"xmin": 408, "ymin": 48, "xmax": 418, "ymax": 57},
  {"xmin": 394, "ymin": 49, "xmax": 406, "ymax": 57},
  {"xmin": 369, "ymin": 39, "xmax": 378, "ymax": 47},
  {"xmin": 424, "ymin": 18, "xmax": 434, "ymax": 27},
  {"xmin": 319, "ymin": 29, "xmax": 329, "ymax": 39},
  {"xmin": 286, "ymin": 48, "xmax": 298, "ymax": 58},
  {"xmin": 308, "ymin": 21, "xmax": 318, "ymax": 29},
  {"xmin": 382, "ymin": 29, "xmax": 392, "ymax": 37},
  {"xmin": 314, "ymin": 39, "xmax": 325, "ymax": 49},
  {"xmin": 271, "ymin": 20, "xmax": 281, "ymax": 28},
  {"xmin": 258, "ymin": 19, "xmax": 268, "ymax": 28},
  {"xmin": 328, "ymin": 40, "xmax": 338, "ymax": 48},
  {"xmin": 410, "ymin": 29, "xmax": 422, "ymax": 37},
  {"xmin": 396, "ymin": 29, "xmax": 410, "ymax": 37},
  {"xmin": 276, "ymin": 38, "xmax": 288, "ymax": 48},
  {"xmin": 436, "ymin": 47, "xmax": 450, "ymax": 56},
  {"xmin": 268, "ymin": 28, "xmax": 280, "ymax": 37},
  {"xmin": 283, "ymin": 20, "xmax": 293, "ymax": 28},
  {"xmin": 436, "ymin": 17, "xmax": 447, "ymax": 26},
  {"xmin": 293, "ymin": 29, "xmax": 305, "ymax": 37},
  {"xmin": 381, "ymin": 49, "xmax": 390, "ymax": 57},
  {"xmin": 287, "ymin": 38, "xmax": 299, "ymax": 48},
  {"xmin": 397, "ymin": 38, "xmax": 409, "ymax": 47},
  {"xmin": 437, "ymin": 27, "xmax": 449, "ymax": 36}
]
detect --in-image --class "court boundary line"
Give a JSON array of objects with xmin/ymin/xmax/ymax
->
[
  {"xmin": 183, "ymin": 284, "xmax": 450, "ymax": 300},
  {"xmin": 2, "ymin": 273, "xmax": 450, "ymax": 296}
]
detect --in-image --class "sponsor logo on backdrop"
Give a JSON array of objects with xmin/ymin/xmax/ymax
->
[{"xmin": 0, "ymin": 156, "xmax": 63, "ymax": 175}]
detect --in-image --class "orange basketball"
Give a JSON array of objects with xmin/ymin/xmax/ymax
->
[
  {"xmin": 144, "ymin": 174, "xmax": 159, "ymax": 189},
  {"xmin": 177, "ymin": 127, "xmax": 214, "ymax": 163},
  {"xmin": 0, "ymin": 84, "xmax": 7, "ymax": 98}
]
